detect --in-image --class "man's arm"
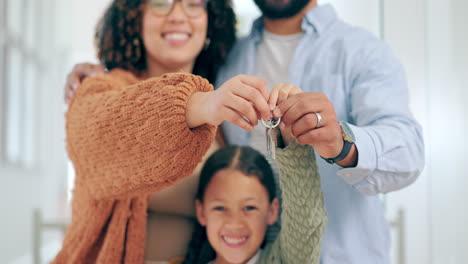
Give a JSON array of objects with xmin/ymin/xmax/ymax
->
[
  {"xmin": 64, "ymin": 63, "xmax": 105, "ymax": 103},
  {"xmin": 275, "ymin": 39, "xmax": 424, "ymax": 196},
  {"xmin": 338, "ymin": 40, "xmax": 425, "ymax": 195}
]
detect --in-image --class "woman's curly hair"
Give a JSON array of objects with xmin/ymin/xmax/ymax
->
[{"xmin": 95, "ymin": 0, "xmax": 236, "ymax": 83}]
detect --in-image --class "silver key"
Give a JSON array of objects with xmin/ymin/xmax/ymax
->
[
  {"xmin": 262, "ymin": 118, "xmax": 281, "ymax": 160},
  {"xmin": 268, "ymin": 127, "xmax": 276, "ymax": 160},
  {"xmin": 266, "ymin": 127, "xmax": 271, "ymax": 158}
]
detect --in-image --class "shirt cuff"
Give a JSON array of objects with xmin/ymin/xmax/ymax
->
[{"xmin": 336, "ymin": 123, "xmax": 375, "ymax": 185}]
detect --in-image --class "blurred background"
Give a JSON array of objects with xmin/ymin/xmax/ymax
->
[{"xmin": 0, "ymin": 0, "xmax": 466, "ymax": 263}]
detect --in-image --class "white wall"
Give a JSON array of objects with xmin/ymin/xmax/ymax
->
[
  {"xmin": 1, "ymin": 0, "xmax": 111, "ymax": 263},
  {"xmin": 322, "ymin": 1, "xmax": 468, "ymax": 263},
  {"xmin": 427, "ymin": 1, "xmax": 468, "ymax": 263},
  {"xmin": 0, "ymin": 0, "xmax": 69, "ymax": 262},
  {"xmin": 383, "ymin": 0, "xmax": 431, "ymax": 263},
  {"xmin": 377, "ymin": 0, "xmax": 468, "ymax": 263},
  {"xmin": 233, "ymin": 0, "xmax": 260, "ymax": 36},
  {"xmin": 319, "ymin": 0, "xmax": 381, "ymax": 37}
]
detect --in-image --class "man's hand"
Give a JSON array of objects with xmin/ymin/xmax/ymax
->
[
  {"xmin": 273, "ymin": 92, "xmax": 344, "ymax": 159},
  {"xmin": 186, "ymin": 75, "xmax": 270, "ymax": 131},
  {"xmin": 64, "ymin": 63, "xmax": 105, "ymax": 103}
]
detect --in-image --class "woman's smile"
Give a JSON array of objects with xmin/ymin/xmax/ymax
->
[{"xmin": 162, "ymin": 30, "xmax": 192, "ymax": 47}]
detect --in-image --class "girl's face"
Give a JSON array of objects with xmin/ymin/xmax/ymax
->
[
  {"xmin": 141, "ymin": 0, "xmax": 208, "ymax": 74},
  {"xmin": 196, "ymin": 169, "xmax": 279, "ymax": 264}
]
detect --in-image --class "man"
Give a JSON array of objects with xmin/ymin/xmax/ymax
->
[
  {"xmin": 216, "ymin": 0, "xmax": 424, "ymax": 263},
  {"xmin": 65, "ymin": 1, "xmax": 424, "ymax": 263}
]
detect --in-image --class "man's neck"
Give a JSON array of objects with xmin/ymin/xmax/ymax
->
[{"xmin": 263, "ymin": 1, "xmax": 317, "ymax": 35}]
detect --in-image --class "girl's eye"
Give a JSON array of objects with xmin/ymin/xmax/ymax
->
[
  {"xmin": 243, "ymin": 206, "xmax": 257, "ymax": 211},
  {"xmin": 213, "ymin": 206, "xmax": 225, "ymax": 211}
]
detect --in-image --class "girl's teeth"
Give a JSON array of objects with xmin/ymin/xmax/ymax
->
[{"xmin": 223, "ymin": 236, "xmax": 246, "ymax": 245}]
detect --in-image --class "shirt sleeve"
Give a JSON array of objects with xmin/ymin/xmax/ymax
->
[
  {"xmin": 260, "ymin": 140, "xmax": 326, "ymax": 264},
  {"xmin": 66, "ymin": 72, "xmax": 216, "ymax": 200},
  {"xmin": 338, "ymin": 39, "xmax": 425, "ymax": 195}
]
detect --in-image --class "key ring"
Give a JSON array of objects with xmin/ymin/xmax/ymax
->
[{"xmin": 261, "ymin": 117, "xmax": 281, "ymax": 129}]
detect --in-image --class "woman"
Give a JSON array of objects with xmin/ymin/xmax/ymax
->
[{"xmin": 53, "ymin": 0, "xmax": 271, "ymax": 263}]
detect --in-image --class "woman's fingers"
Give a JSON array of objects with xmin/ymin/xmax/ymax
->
[
  {"xmin": 238, "ymin": 75, "xmax": 269, "ymax": 102},
  {"xmin": 223, "ymin": 93, "xmax": 259, "ymax": 126},
  {"xmin": 232, "ymin": 83, "xmax": 270, "ymax": 121},
  {"xmin": 222, "ymin": 107, "xmax": 254, "ymax": 131},
  {"xmin": 218, "ymin": 75, "xmax": 270, "ymax": 121}
]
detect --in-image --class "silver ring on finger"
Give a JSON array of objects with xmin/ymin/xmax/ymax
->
[{"xmin": 314, "ymin": 112, "xmax": 322, "ymax": 129}]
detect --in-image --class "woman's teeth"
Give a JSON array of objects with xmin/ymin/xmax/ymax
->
[{"xmin": 164, "ymin": 33, "xmax": 189, "ymax": 40}]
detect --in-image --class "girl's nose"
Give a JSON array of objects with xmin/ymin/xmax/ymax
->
[{"xmin": 224, "ymin": 212, "xmax": 245, "ymax": 229}]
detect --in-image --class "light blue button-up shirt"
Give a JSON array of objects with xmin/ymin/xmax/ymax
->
[{"xmin": 216, "ymin": 4, "xmax": 424, "ymax": 264}]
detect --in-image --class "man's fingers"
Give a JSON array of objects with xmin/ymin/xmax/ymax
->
[
  {"xmin": 65, "ymin": 63, "xmax": 105, "ymax": 104},
  {"xmin": 64, "ymin": 72, "xmax": 81, "ymax": 103},
  {"xmin": 295, "ymin": 128, "xmax": 323, "ymax": 146},
  {"xmin": 277, "ymin": 83, "xmax": 294, "ymax": 106},
  {"xmin": 291, "ymin": 113, "xmax": 324, "ymax": 138},
  {"xmin": 74, "ymin": 63, "xmax": 105, "ymax": 80},
  {"xmin": 88, "ymin": 64, "xmax": 106, "ymax": 77},
  {"xmin": 281, "ymin": 99, "xmax": 325, "ymax": 127},
  {"xmin": 273, "ymin": 94, "xmax": 297, "ymax": 120},
  {"xmin": 276, "ymin": 94, "xmax": 327, "ymax": 124},
  {"xmin": 268, "ymin": 83, "xmax": 284, "ymax": 109}
]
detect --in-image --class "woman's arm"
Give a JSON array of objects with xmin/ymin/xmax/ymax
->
[
  {"xmin": 260, "ymin": 140, "xmax": 327, "ymax": 264},
  {"xmin": 66, "ymin": 70, "xmax": 216, "ymax": 200}
]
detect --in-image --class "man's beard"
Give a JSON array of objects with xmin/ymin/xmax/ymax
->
[{"xmin": 254, "ymin": 0, "xmax": 312, "ymax": 19}]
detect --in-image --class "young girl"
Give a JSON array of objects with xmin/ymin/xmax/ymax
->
[{"xmin": 184, "ymin": 140, "xmax": 327, "ymax": 264}]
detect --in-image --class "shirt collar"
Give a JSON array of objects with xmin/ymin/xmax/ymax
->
[
  {"xmin": 246, "ymin": 249, "xmax": 262, "ymax": 264},
  {"xmin": 302, "ymin": 4, "xmax": 337, "ymax": 34},
  {"xmin": 248, "ymin": 4, "xmax": 337, "ymax": 42},
  {"xmin": 206, "ymin": 249, "xmax": 262, "ymax": 264}
]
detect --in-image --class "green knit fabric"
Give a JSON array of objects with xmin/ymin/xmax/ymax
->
[{"xmin": 257, "ymin": 140, "xmax": 327, "ymax": 264}]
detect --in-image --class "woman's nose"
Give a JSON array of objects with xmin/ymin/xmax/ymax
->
[{"xmin": 166, "ymin": 2, "xmax": 187, "ymax": 23}]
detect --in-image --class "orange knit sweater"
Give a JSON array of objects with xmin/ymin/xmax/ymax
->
[{"xmin": 52, "ymin": 69, "xmax": 216, "ymax": 264}]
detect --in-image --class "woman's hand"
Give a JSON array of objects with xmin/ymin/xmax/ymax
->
[
  {"xmin": 186, "ymin": 75, "xmax": 270, "ymax": 131},
  {"xmin": 268, "ymin": 83, "xmax": 303, "ymax": 146}
]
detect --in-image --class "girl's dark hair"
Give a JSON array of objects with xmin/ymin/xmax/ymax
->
[
  {"xmin": 183, "ymin": 146, "xmax": 277, "ymax": 264},
  {"xmin": 95, "ymin": 0, "xmax": 236, "ymax": 83}
]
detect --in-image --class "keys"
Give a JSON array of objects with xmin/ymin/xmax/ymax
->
[
  {"xmin": 267, "ymin": 127, "xmax": 276, "ymax": 160},
  {"xmin": 262, "ymin": 117, "xmax": 281, "ymax": 160}
]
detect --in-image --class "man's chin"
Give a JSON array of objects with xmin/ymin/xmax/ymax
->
[{"xmin": 254, "ymin": 0, "xmax": 312, "ymax": 19}]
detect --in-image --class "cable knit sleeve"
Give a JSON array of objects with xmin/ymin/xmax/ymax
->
[
  {"xmin": 66, "ymin": 70, "xmax": 216, "ymax": 200},
  {"xmin": 259, "ymin": 140, "xmax": 327, "ymax": 264}
]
